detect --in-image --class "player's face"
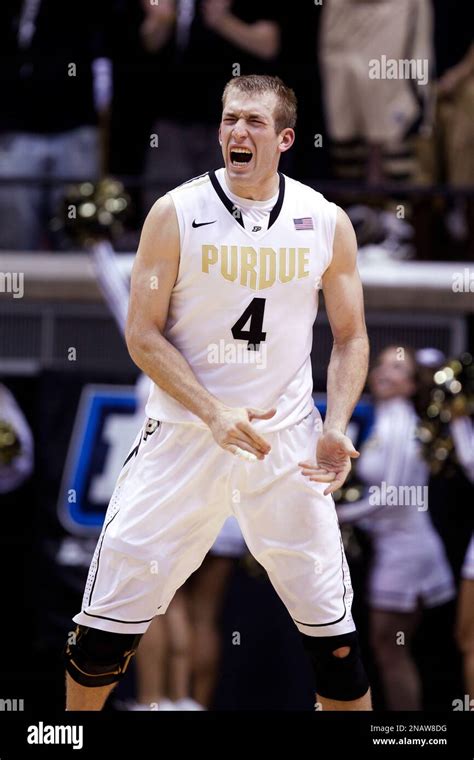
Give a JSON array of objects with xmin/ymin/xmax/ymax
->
[
  {"xmin": 369, "ymin": 348, "xmax": 416, "ymax": 401},
  {"xmin": 219, "ymin": 91, "xmax": 294, "ymax": 183}
]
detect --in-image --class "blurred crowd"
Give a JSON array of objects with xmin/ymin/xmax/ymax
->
[{"xmin": 0, "ymin": 0, "xmax": 472, "ymax": 258}]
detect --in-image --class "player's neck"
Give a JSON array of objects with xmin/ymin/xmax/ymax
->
[{"xmin": 223, "ymin": 170, "xmax": 279, "ymax": 202}]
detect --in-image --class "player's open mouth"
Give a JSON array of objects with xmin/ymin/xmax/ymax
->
[{"xmin": 230, "ymin": 148, "xmax": 253, "ymax": 166}]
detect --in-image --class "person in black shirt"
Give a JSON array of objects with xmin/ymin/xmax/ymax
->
[{"xmin": 0, "ymin": 0, "xmax": 108, "ymax": 250}]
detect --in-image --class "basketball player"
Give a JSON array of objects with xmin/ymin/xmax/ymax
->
[{"xmin": 65, "ymin": 74, "xmax": 371, "ymax": 711}]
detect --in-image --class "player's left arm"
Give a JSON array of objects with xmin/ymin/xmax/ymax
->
[{"xmin": 299, "ymin": 207, "xmax": 369, "ymax": 494}]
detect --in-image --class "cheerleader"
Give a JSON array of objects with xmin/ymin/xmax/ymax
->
[{"xmin": 337, "ymin": 346, "xmax": 455, "ymax": 710}]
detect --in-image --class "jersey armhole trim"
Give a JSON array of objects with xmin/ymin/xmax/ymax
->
[
  {"xmin": 324, "ymin": 201, "xmax": 338, "ymax": 273},
  {"xmin": 166, "ymin": 191, "xmax": 185, "ymax": 274}
]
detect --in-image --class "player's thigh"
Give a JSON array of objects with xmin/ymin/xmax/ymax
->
[
  {"xmin": 104, "ymin": 419, "xmax": 231, "ymax": 554},
  {"xmin": 240, "ymin": 482, "xmax": 351, "ymax": 632},
  {"xmin": 234, "ymin": 411, "xmax": 354, "ymax": 634},
  {"xmin": 76, "ymin": 420, "xmax": 232, "ymax": 631}
]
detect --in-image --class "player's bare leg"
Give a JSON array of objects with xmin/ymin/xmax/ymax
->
[
  {"xmin": 64, "ymin": 625, "xmax": 143, "ymax": 712},
  {"xmin": 66, "ymin": 673, "xmax": 115, "ymax": 711},
  {"xmin": 371, "ymin": 608, "xmax": 421, "ymax": 710}
]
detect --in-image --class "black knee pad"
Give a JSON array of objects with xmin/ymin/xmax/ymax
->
[
  {"xmin": 300, "ymin": 631, "xmax": 369, "ymax": 701},
  {"xmin": 64, "ymin": 625, "xmax": 142, "ymax": 688}
]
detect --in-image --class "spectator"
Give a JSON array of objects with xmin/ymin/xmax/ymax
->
[
  {"xmin": 319, "ymin": 0, "xmax": 433, "ymax": 185},
  {"xmin": 107, "ymin": 0, "xmax": 176, "ymax": 234},
  {"xmin": 414, "ymin": 0, "xmax": 474, "ymax": 261},
  {"xmin": 416, "ymin": 2, "xmax": 474, "ymax": 188},
  {"xmin": 337, "ymin": 347, "xmax": 455, "ymax": 710},
  {"xmin": 0, "ymin": 0, "xmax": 108, "ymax": 250}
]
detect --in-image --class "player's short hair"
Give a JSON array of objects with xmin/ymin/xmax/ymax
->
[{"xmin": 222, "ymin": 75, "xmax": 297, "ymax": 133}]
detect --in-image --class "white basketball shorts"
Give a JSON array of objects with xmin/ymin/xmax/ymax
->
[{"xmin": 73, "ymin": 408, "xmax": 356, "ymax": 638}]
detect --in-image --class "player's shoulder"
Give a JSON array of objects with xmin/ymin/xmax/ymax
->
[
  {"xmin": 169, "ymin": 171, "xmax": 212, "ymax": 197},
  {"xmin": 283, "ymin": 173, "xmax": 333, "ymax": 207},
  {"xmin": 146, "ymin": 175, "xmax": 211, "ymax": 215}
]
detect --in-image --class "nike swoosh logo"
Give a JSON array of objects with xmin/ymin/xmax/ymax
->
[{"xmin": 192, "ymin": 219, "xmax": 217, "ymax": 228}]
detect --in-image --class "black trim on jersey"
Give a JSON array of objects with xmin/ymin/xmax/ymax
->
[
  {"xmin": 85, "ymin": 504, "xmax": 162, "ymax": 624},
  {"xmin": 178, "ymin": 171, "xmax": 210, "ymax": 187},
  {"xmin": 123, "ymin": 432, "xmax": 143, "ymax": 468},
  {"xmin": 292, "ymin": 537, "xmax": 349, "ymax": 628},
  {"xmin": 208, "ymin": 169, "xmax": 285, "ymax": 231},
  {"xmin": 268, "ymin": 173, "xmax": 285, "ymax": 229},
  {"xmin": 208, "ymin": 169, "xmax": 244, "ymax": 227},
  {"xmin": 83, "ymin": 609, "xmax": 160, "ymax": 625},
  {"xmin": 87, "ymin": 510, "xmax": 119, "ymax": 608}
]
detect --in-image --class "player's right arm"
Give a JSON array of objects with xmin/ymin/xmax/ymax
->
[{"xmin": 125, "ymin": 195, "xmax": 274, "ymax": 460}]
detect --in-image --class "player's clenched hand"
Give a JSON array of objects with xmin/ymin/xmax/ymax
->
[
  {"xmin": 298, "ymin": 430, "xmax": 359, "ymax": 495},
  {"xmin": 208, "ymin": 405, "xmax": 276, "ymax": 460}
]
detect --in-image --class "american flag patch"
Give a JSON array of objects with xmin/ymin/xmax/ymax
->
[{"xmin": 294, "ymin": 217, "xmax": 314, "ymax": 230}]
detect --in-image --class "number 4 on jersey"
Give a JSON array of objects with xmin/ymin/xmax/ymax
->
[{"xmin": 231, "ymin": 297, "xmax": 267, "ymax": 350}]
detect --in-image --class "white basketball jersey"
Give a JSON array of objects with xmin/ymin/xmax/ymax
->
[{"xmin": 146, "ymin": 168, "xmax": 337, "ymax": 432}]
